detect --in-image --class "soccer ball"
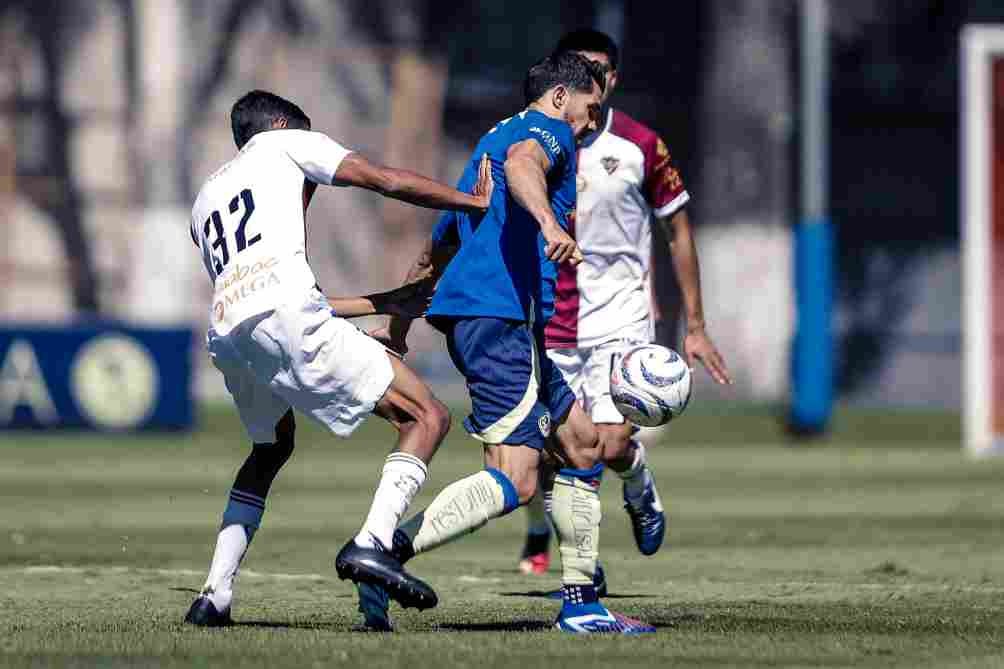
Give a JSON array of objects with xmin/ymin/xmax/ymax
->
[{"xmin": 610, "ymin": 344, "xmax": 692, "ymax": 427}]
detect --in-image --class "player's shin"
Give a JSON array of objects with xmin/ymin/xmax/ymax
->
[
  {"xmin": 550, "ymin": 464, "xmax": 603, "ymax": 604},
  {"xmin": 200, "ymin": 434, "xmax": 294, "ymax": 613},
  {"xmin": 616, "ymin": 439, "xmax": 652, "ymax": 501},
  {"xmin": 393, "ymin": 469, "xmax": 520, "ymax": 559}
]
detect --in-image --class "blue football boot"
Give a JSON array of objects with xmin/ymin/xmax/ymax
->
[
  {"xmin": 554, "ymin": 584, "xmax": 655, "ymax": 635},
  {"xmin": 356, "ymin": 582, "xmax": 393, "ymax": 632},
  {"xmin": 623, "ymin": 471, "xmax": 666, "ymax": 556}
]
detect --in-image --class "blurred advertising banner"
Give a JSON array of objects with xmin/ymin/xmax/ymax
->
[{"xmin": 0, "ymin": 326, "xmax": 193, "ymax": 430}]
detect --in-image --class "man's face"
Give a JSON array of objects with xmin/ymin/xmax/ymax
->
[
  {"xmin": 576, "ymin": 50, "xmax": 617, "ymax": 105},
  {"xmin": 561, "ymin": 79, "xmax": 603, "ymax": 141}
]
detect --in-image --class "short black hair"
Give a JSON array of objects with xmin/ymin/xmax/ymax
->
[
  {"xmin": 555, "ymin": 29, "xmax": 619, "ymax": 71},
  {"xmin": 230, "ymin": 90, "xmax": 311, "ymax": 148},
  {"xmin": 523, "ymin": 51, "xmax": 605, "ymax": 107}
]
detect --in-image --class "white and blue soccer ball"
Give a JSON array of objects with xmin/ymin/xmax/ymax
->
[{"xmin": 610, "ymin": 344, "xmax": 692, "ymax": 427}]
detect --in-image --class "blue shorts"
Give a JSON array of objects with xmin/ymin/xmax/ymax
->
[{"xmin": 435, "ymin": 317, "xmax": 576, "ymax": 449}]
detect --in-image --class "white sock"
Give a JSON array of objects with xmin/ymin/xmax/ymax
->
[
  {"xmin": 398, "ymin": 469, "xmax": 515, "ymax": 555},
  {"xmin": 618, "ymin": 440, "xmax": 651, "ymax": 502},
  {"xmin": 202, "ymin": 524, "xmax": 249, "ymax": 612},
  {"xmin": 354, "ymin": 452, "xmax": 428, "ymax": 550}
]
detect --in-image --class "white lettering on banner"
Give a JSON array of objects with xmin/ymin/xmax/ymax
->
[{"xmin": 0, "ymin": 339, "xmax": 58, "ymax": 424}]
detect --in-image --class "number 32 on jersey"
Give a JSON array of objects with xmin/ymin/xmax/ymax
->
[{"xmin": 192, "ymin": 188, "xmax": 259, "ymax": 274}]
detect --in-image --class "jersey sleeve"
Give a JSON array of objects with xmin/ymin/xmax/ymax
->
[
  {"xmin": 520, "ymin": 118, "xmax": 573, "ymax": 173},
  {"xmin": 644, "ymin": 135, "xmax": 689, "ymax": 218},
  {"xmin": 277, "ymin": 130, "xmax": 354, "ymax": 185}
]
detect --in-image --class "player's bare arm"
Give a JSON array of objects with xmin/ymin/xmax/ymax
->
[
  {"xmin": 335, "ymin": 152, "xmax": 494, "ymax": 214},
  {"xmin": 372, "ymin": 237, "xmax": 459, "ymax": 355},
  {"xmin": 660, "ymin": 208, "xmax": 732, "ymax": 384},
  {"xmin": 504, "ymin": 139, "xmax": 582, "ymax": 265},
  {"xmin": 326, "ymin": 281, "xmax": 432, "ymax": 319}
]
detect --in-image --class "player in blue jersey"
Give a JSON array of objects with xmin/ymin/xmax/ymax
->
[{"xmin": 345, "ymin": 52, "xmax": 655, "ymax": 635}]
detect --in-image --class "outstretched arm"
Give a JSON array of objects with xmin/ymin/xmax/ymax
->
[
  {"xmin": 660, "ymin": 209, "xmax": 732, "ymax": 384},
  {"xmin": 504, "ymin": 140, "xmax": 582, "ymax": 265},
  {"xmin": 334, "ymin": 153, "xmax": 493, "ymax": 215},
  {"xmin": 370, "ymin": 236, "xmax": 459, "ymax": 355},
  {"xmin": 326, "ymin": 281, "xmax": 433, "ymax": 319}
]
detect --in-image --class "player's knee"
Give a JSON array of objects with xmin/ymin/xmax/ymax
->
[
  {"xmin": 428, "ymin": 398, "xmax": 451, "ymax": 441},
  {"xmin": 514, "ymin": 473, "xmax": 538, "ymax": 506}
]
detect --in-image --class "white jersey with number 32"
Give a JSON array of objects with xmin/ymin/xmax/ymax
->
[{"xmin": 190, "ymin": 129, "xmax": 352, "ymax": 335}]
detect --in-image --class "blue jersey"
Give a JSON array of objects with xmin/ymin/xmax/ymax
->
[{"xmin": 427, "ymin": 109, "xmax": 577, "ymax": 325}]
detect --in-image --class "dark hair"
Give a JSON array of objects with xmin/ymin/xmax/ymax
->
[
  {"xmin": 230, "ymin": 90, "xmax": 311, "ymax": 148},
  {"xmin": 523, "ymin": 51, "xmax": 605, "ymax": 107},
  {"xmin": 555, "ymin": 28, "xmax": 619, "ymax": 71}
]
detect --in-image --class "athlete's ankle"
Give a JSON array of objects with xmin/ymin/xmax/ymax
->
[
  {"xmin": 561, "ymin": 583, "xmax": 600, "ymax": 607},
  {"xmin": 392, "ymin": 528, "xmax": 416, "ymax": 563}
]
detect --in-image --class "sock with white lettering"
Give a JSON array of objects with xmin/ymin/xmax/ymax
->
[
  {"xmin": 393, "ymin": 469, "xmax": 519, "ymax": 558},
  {"xmin": 550, "ymin": 464, "xmax": 603, "ymax": 587}
]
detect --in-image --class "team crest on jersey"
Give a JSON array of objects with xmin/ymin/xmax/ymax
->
[
  {"xmin": 600, "ymin": 156, "xmax": 620, "ymax": 174},
  {"xmin": 538, "ymin": 413, "xmax": 551, "ymax": 437},
  {"xmin": 662, "ymin": 165, "xmax": 683, "ymax": 190}
]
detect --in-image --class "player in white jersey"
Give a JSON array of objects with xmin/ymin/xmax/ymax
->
[
  {"xmin": 517, "ymin": 30, "xmax": 732, "ymax": 576},
  {"xmin": 184, "ymin": 90, "xmax": 493, "ymax": 626}
]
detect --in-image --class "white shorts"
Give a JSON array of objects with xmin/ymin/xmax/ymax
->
[
  {"xmin": 206, "ymin": 289, "xmax": 394, "ymax": 443},
  {"xmin": 546, "ymin": 338, "xmax": 647, "ymax": 425}
]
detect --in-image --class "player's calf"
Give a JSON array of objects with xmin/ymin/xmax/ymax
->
[
  {"xmin": 605, "ymin": 433, "xmax": 665, "ymax": 556},
  {"xmin": 186, "ymin": 411, "xmax": 296, "ymax": 625},
  {"xmin": 338, "ymin": 356, "xmax": 452, "ymax": 610},
  {"xmin": 373, "ymin": 354, "xmax": 451, "ymax": 463},
  {"xmin": 352, "ymin": 356, "xmax": 448, "ymax": 555}
]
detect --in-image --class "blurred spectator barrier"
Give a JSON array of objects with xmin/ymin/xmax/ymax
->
[{"xmin": 0, "ymin": 326, "xmax": 192, "ymax": 430}]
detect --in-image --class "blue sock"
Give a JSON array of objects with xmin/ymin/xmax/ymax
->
[
  {"xmin": 562, "ymin": 583, "xmax": 600, "ymax": 607},
  {"xmin": 221, "ymin": 488, "xmax": 266, "ymax": 540}
]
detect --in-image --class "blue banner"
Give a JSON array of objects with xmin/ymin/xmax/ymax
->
[{"xmin": 0, "ymin": 325, "xmax": 194, "ymax": 430}]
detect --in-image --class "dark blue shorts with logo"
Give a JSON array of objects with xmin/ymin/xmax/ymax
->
[{"xmin": 431, "ymin": 316, "xmax": 576, "ymax": 450}]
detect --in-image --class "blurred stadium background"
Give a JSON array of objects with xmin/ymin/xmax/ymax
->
[
  {"xmin": 2, "ymin": 1, "xmax": 1004, "ymax": 666},
  {"xmin": 4, "ymin": 0, "xmax": 1003, "ymax": 423}
]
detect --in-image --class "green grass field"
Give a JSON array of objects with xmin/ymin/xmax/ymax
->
[{"xmin": 2, "ymin": 406, "xmax": 1002, "ymax": 668}]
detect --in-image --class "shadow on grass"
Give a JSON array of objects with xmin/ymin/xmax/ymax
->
[
  {"xmin": 437, "ymin": 620, "xmax": 552, "ymax": 632},
  {"xmin": 234, "ymin": 620, "xmax": 333, "ymax": 630},
  {"xmin": 641, "ymin": 603, "xmax": 1003, "ymax": 636},
  {"xmin": 497, "ymin": 590, "xmax": 657, "ymax": 600}
]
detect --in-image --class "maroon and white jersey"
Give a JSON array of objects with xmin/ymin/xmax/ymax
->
[{"xmin": 544, "ymin": 108, "xmax": 689, "ymax": 349}]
